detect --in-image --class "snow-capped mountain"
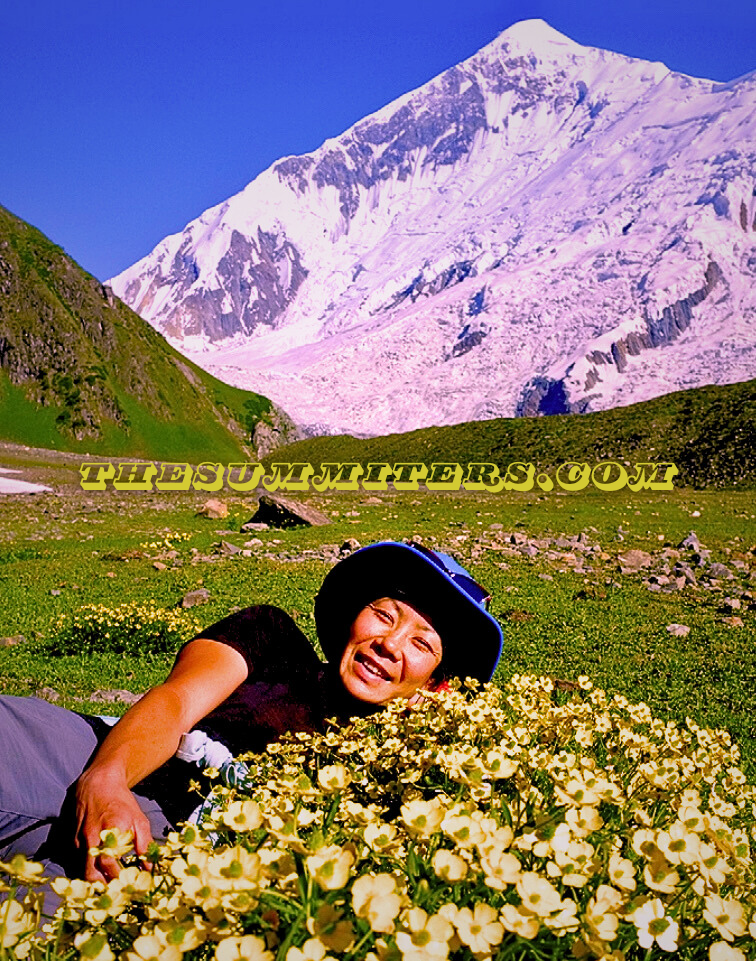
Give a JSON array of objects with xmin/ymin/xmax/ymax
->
[{"xmin": 109, "ymin": 19, "xmax": 756, "ymax": 435}]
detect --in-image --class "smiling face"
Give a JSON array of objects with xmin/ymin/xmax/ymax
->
[{"xmin": 338, "ymin": 596, "xmax": 443, "ymax": 705}]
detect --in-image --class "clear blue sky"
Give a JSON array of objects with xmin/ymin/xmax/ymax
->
[{"xmin": 2, "ymin": 0, "xmax": 754, "ymax": 282}]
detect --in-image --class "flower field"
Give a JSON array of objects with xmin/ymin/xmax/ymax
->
[
  {"xmin": 50, "ymin": 602, "xmax": 202, "ymax": 656},
  {"xmin": 3, "ymin": 676, "xmax": 756, "ymax": 961}
]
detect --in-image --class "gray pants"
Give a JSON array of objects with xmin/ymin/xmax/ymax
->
[{"xmin": 0, "ymin": 695, "xmax": 172, "ymax": 912}]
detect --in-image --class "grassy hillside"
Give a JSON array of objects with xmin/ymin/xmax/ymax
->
[
  {"xmin": 0, "ymin": 204, "xmax": 292, "ymax": 460},
  {"xmin": 264, "ymin": 378, "xmax": 756, "ymax": 489}
]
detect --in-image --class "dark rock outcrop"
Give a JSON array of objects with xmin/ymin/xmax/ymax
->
[
  {"xmin": 249, "ymin": 494, "xmax": 331, "ymax": 529},
  {"xmin": 278, "ymin": 72, "xmax": 489, "ymax": 223},
  {"xmin": 384, "ymin": 261, "xmax": 477, "ymax": 312},
  {"xmin": 164, "ymin": 228, "xmax": 308, "ymax": 342},
  {"xmin": 252, "ymin": 405, "xmax": 303, "ymax": 458},
  {"xmin": 516, "ymin": 260, "xmax": 723, "ymax": 417}
]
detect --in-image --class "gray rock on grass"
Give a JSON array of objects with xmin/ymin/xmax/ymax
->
[
  {"xmin": 218, "ymin": 540, "xmax": 241, "ymax": 556},
  {"xmin": 0, "ymin": 635, "xmax": 25, "ymax": 647},
  {"xmin": 618, "ymin": 549, "xmax": 653, "ymax": 572},
  {"xmin": 708, "ymin": 562, "xmax": 735, "ymax": 580},
  {"xmin": 181, "ymin": 587, "xmax": 212, "ymax": 608},
  {"xmin": 195, "ymin": 499, "xmax": 229, "ymax": 520},
  {"xmin": 89, "ymin": 689, "xmax": 143, "ymax": 706},
  {"xmin": 679, "ymin": 532, "xmax": 701, "ymax": 551}
]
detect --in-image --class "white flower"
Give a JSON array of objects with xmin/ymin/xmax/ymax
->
[{"xmin": 631, "ymin": 899, "xmax": 679, "ymax": 952}]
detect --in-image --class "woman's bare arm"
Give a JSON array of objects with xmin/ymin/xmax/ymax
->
[{"xmin": 75, "ymin": 638, "xmax": 248, "ymax": 881}]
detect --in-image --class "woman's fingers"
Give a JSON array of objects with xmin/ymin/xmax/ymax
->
[
  {"xmin": 76, "ymin": 779, "xmax": 155, "ymax": 880},
  {"xmin": 85, "ymin": 851, "xmax": 118, "ymax": 883},
  {"xmin": 84, "ymin": 816, "xmax": 152, "ymax": 880},
  {"xmin": 132, "ymin": 810, "xmax": 155, "ymax": 861},
  {"xmin": 87, "ymin": 818, "xmax": 152, "ymax": 880}
]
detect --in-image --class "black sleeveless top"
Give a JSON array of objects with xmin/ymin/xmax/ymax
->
[{"xmin": 133, "ymin": 604, "xmax": 363, "ymax": 824}]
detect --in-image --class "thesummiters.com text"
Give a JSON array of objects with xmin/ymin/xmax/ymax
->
[{"xmin": 79, "ymin": 461, "xmax": 679, "ymax": 493}]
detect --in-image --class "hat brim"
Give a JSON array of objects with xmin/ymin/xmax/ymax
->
[{"xmin": 314, "ymin": 542, "xmax": 503, "ymax": 682}]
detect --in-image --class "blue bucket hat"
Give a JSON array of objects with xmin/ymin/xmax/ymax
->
[{"xmin": 314, "ymin": 540, "xmax": 503, "ymax": 682}]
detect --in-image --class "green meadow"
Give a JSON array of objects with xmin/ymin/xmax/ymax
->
[{"xmin": 0, "ymin": 451, "xmax": 753, "ymax": 774}]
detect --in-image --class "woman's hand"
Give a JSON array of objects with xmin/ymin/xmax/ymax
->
[
  {"xmin": 74, "ymin": 766, "xmax": 153, "ymax": 882},
  {"xmin": 72, "ymin": 638, "xmax": 248, "ymax": 880}
]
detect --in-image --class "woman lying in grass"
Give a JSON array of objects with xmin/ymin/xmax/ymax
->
[{"xmin": 0, "ymin": 541, "xmax": 502, "ymax": 888}]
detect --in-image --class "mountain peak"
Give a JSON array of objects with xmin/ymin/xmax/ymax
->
[
  {"xmin": 110, "ymin": 22, "xmax": 756, "ymax": 436},
  {"xmin": 496, "ymin": 18, "xmax": 581, "ymax": 55}
]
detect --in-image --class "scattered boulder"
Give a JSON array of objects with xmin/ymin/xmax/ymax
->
[
  {"xmin": 196, "ymin": 499, "xmax": 229, "ymax": 520},
  {"xmin": 218, "ymin": 540, "xmax": 241, "ymax": 556},
  {"xmin": 181, "ymin": 587, "xmax": 212, "ymax": 608},
  {"xmin": 37, "ymin": 686, "xmax": 60, "ymax": 702},
  {"xmin": 505, "ymin": 610, "xmax": 535, "ymax": 623},
  {"xmin": 103, "ymin": 548, "xmax": 145, "ymax": 562},
  {"xmin": 248, "ymin": 494, "xmax": 331, "ymax": 529},
  {"xmin": 679, "ymin": 531, "xmax": 701, "ymax": 551},
  {"xmin": 673, "ymin": 563, "xmax": 697, "ymax": 585},
  {"xmin": 666, "ymin": 624, "xmax": 690, "ymax": 637},
  {"xmin": 340, "ymin": 538, "xmax": 361, "ymax": 555},
  {"xmin": 0, "ymin": 634, "xmax": 25, "ymax": 648},
  {"xmin": 241, "ymin": 521, "xmax": 269, "ymax": 532},
  {"xmin": 618, "ymin": 549, "xmax": 653, "ymax": 572},
  {"xmin": 708, "ymin": 562, "xmax": 735, "ymax": 580},
  {"xmin": 89, "ymin": 689, "xmax": 142, "ymax": 706}
]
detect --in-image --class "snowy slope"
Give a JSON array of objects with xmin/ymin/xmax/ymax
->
[{"xmin": 109, "ymin": 19, "xmax": 756, "ymax": 435}]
